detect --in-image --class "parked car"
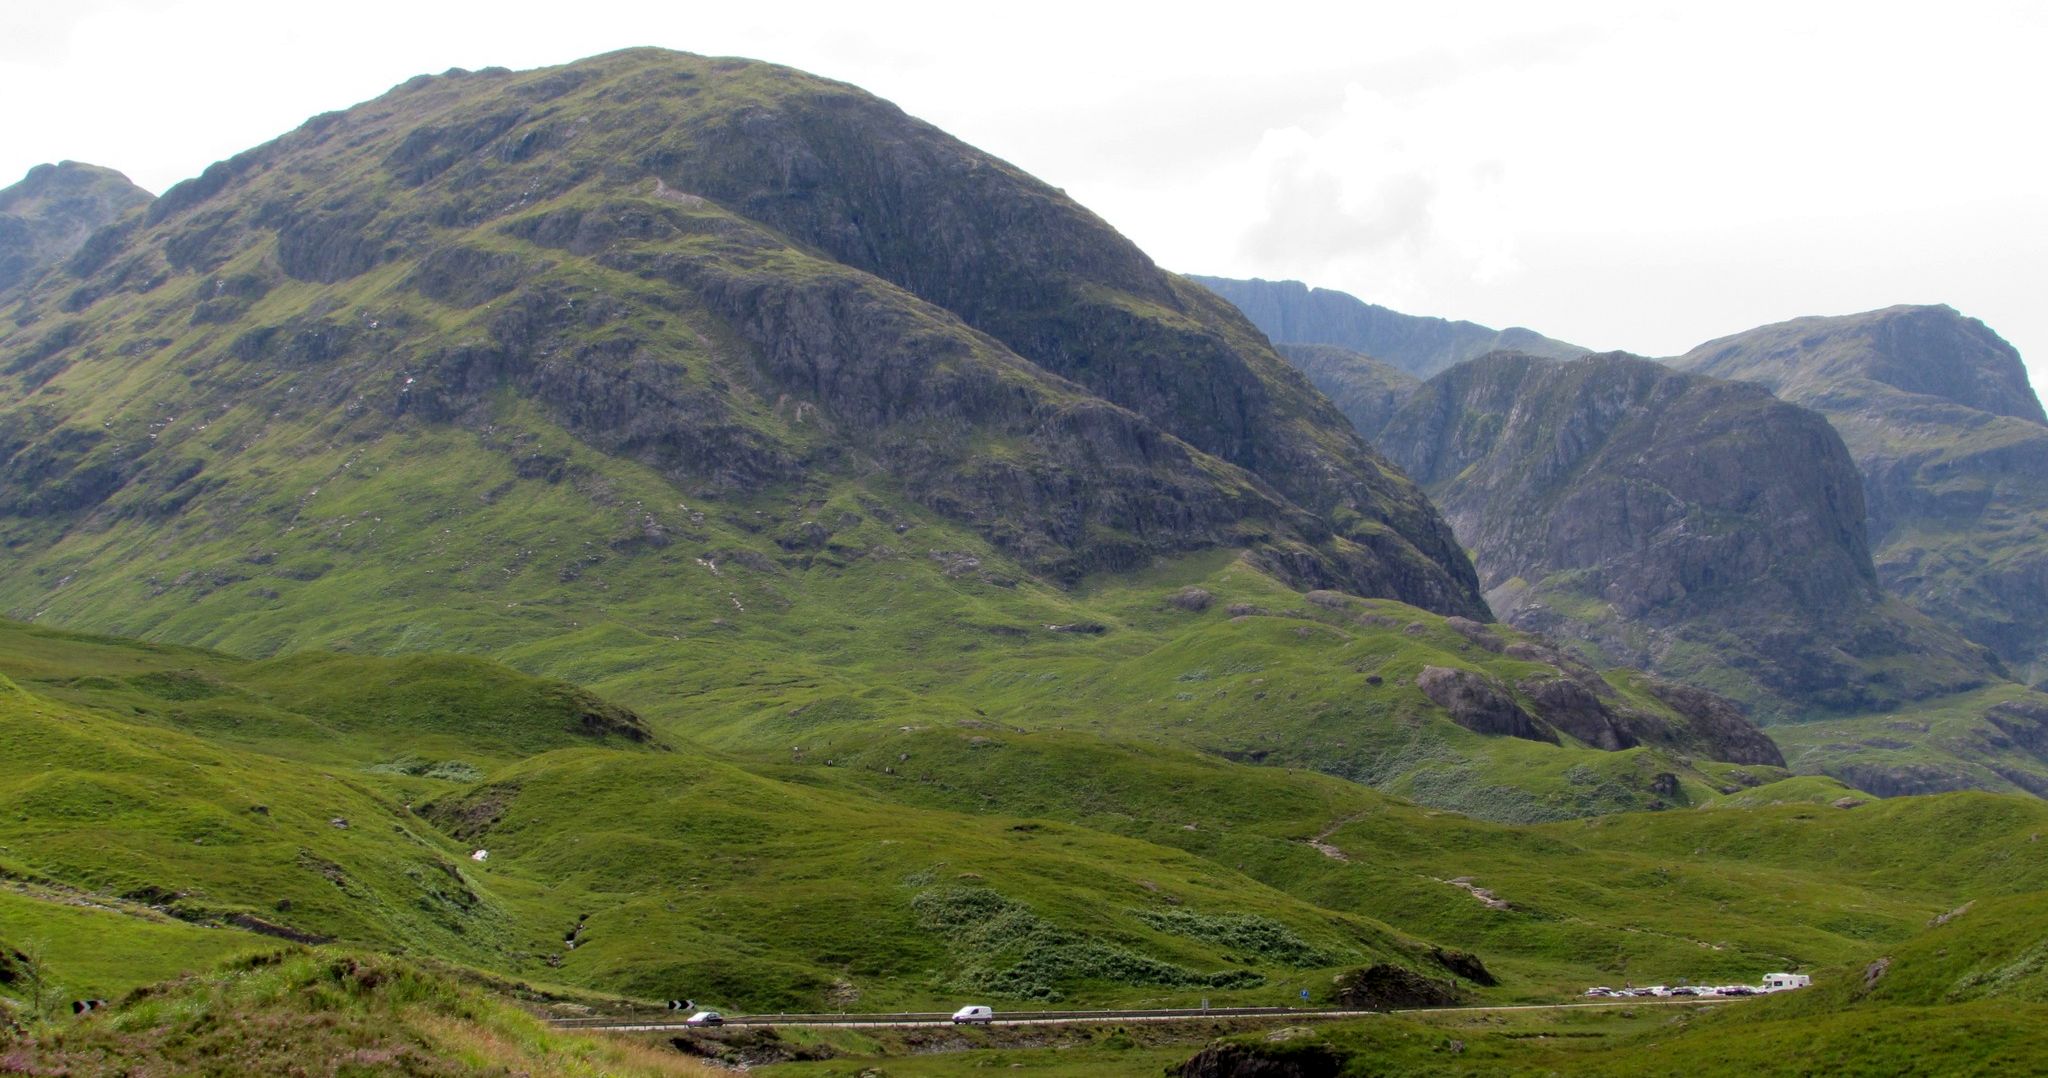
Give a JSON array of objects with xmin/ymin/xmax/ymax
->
[
  {"xmin": 951, "ymin": 1005, "xmax": 995, "ymax": 1025},
  {"xmin": 1584, "ymin": 986, "xmax": 1614, "ymax": 997},
  {"xmin": 684, "ymin": 1010, "xmax": 723, "ymax": 1026}
]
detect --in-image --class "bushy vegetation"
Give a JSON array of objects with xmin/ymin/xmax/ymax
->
[
  {"xmin": 1131, "ymin": 908, "xmax": 1333, "ymax": 968},
  {"xmin": 911, "ymin": 887, "xmax": 1263, "ymax": 1000}
]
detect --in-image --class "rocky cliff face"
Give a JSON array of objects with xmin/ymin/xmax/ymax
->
[
  {"xmin": 0, "ymin": 49, "xmax": 1484, "ymax": 618},
  {"xmin": 1672, "ymin": 306, "xmax": 2048, "ymax": 682},
  {"xmin": 1190, "ymin": 276, "xmax": 1585, "ymax": 378},
  {"xmin": 1376, "ymin": 352, "xmax": 2003, "ymax": 720},
  {"xmin": 0, "ymin": 162, "xmax": 153, "ymax": 293}
]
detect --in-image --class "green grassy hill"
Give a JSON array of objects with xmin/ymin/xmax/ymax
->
[
  {"xmin": 1126, "ymin": 882, "xmax": 2048, "ymax": 1077},
  {"xmin": 5, "ymin": 618, "xmax": 2045, "ymax": 1018}
]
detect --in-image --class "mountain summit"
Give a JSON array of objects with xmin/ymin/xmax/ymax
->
[
  {"xmin": 0, "ymin": 161, "xmax": 153, "ymax": 293},
  {"xmin": 1678, "ymin": 304, "xmax": 2045, "ymax": 426}
]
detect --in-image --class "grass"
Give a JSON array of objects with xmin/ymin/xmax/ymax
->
[
  {"xmin": 1, "ymin": 618, "xmax": 2045, "ymax": 1072},
  {"xmin": 0, "ymin": 887, "xmax": 268, "ymax": 1005},
  {"xmin": 0, "ymin": 948, "xmax": 718, "ymax": 1076}
]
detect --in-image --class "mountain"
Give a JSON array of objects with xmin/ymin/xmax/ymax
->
[
  {"xmin": 0, "ymin": 161, "xmax": 153, "ymax": 293},
  {"xmin": 1189, "ymin": 275, "xmax": 1587, "ymax": 378},
  {"xmin": 1672, "ymin": 306, "xmax": 2048, "ymax": 684},
  {"xmin": 1275, "ymin": 342, "xmax": 1420, "ymax": 440},
  {"xmin": 1374, "ymin": 352, "xmax": 2005, "ymax": 721},
  {"xmin": 0, "ymin": 50, "xmax": 1481, "ymax": 625}
]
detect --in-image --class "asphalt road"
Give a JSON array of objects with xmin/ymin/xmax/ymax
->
[{"xmin": 550, "ymin": 996, "xmax": 1739, "ymax": 1032}]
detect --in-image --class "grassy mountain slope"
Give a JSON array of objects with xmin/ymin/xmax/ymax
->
[
  {"xmin": 0, "ymin": 620, "xmax": 1479, "ymax": 1012},
  {"xmin": 1191, "ymin": 276, "xmax": 1586, "ymax": 378},
  {"xmin": 1673, "ymin": 305, "xmax": 2048, "ymax": 684}
]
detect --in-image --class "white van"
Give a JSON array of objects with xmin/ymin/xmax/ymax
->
[{"xmin": 951, "ymin": 1005, "xmax": 994, "ymax": 1025}]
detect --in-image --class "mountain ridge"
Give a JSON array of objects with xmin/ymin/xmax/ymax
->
[{"xmin": 1189, "ymin": 274, "xmax": 1587, "ymax": 378}]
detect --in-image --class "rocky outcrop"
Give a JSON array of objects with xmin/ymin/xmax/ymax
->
[
  {"xmin": 1429, "ymin": 947, "xmax": 1496, "ymax": 986},
  {"xmin": 1412, "ymin": 655, "xmax": 1784, "ymax": 767},
  {"xmin": 1192, "ymin": 275, "xmax": 1585, "ymax": 378},
  {"xmin": 1177, "ymin": 1042, "xmax": 1344, "ymax": 1078},
  {"xmin": 1331, "ymin": 963, "xmax": 1464, "ymax": 1009},
  {"xmin": 1639, "ymin": 679, "xmax": 1786, "ymax": 767},
  {"xmin": 1516, "ymin": 676, "xmax": 1633, "ymax": 751},
  {"xmin": 0, "ymin": 162, "xmax": 153, "ymax": 293},
  {"xmin": 1671, "ymin": 306, "xmax": 2048, "ymax": 680},
  {"xmin": 1415, "ymin": 666, "xmax": 1555, "ymax": 744},
  {"xmin": 1378, "ymin": 351, "xmax": 2002, "ymax": 721}
]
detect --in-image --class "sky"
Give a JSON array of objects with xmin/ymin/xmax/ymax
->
[{"xmin": 4, "ymin": 0, "xmax": 2043, "ymax": 389}]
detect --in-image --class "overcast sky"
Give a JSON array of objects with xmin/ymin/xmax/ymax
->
[{"xmin": 4, "ymin": 0, "xmax": 2042, "ymax": 390}]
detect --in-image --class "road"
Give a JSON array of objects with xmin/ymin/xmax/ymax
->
[{"xmin": 550, "ymin": 996, "xmax": 1739, "ymax": 1032}]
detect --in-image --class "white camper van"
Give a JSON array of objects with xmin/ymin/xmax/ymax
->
[{"xmin": 1762, "ymin": 973, "xmax": 1811, "ymax": 992}]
